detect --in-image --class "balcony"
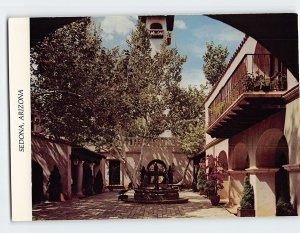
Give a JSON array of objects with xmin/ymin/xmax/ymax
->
[
  {"xmin": 149, "ymin": 29, "xmax": 164, "ymax": 39},
  {"xmin": 207, "ymin": 54, "xmax": 288, "ymax": 138}
]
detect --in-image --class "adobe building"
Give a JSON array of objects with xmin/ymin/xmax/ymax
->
[
  {"xmin": 104, "ymin": 15, "xmax": 193, "ymax": 190},
  {"xmin": 31, "ymin": 127, "xmax": 106, "ymax": 203},
  {"xmin": 204, "ymin": 35, "xmax": 299, "ymax": 216}
]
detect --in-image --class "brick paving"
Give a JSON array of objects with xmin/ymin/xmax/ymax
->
[{"xmin": 32, "ymin": 190, "xmax": 235, "ymax": 220}]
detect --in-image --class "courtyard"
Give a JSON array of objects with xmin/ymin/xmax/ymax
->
[{"xmin": 32, "ymin": 190, "xmax": 234, "ymax": 220}]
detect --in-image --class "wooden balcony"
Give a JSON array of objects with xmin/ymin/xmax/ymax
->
[{"xmin": 207, "ymin": 54, "xmax": 288, "ymax": 138}]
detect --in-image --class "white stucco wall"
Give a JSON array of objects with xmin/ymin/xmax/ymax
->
[
  {"xmin": 105, "ymin": 138, "xmax": 193, "ymax": 188},
  {"xmin": 145, "ymin": 16, "xmax": 168, "ymax": 55},
  {"xmin": 284, "ymin": 97, "xmax": 300, "ymax": 214},
  {"xmin": 284, "ymin": 98, "xmax": 300, "ymax": 164}
]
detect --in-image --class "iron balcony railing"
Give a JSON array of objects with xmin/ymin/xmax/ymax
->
[{"xmin": 208, "ymin": 54, "xmax": 287, "ymax": 127}]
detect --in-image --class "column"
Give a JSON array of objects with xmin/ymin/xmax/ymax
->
[
  {"xmin": 247, "ymin": 167, "xmax": 279, "ymax": 216},
  {"xmin": 228, "ymin": 170, "xmax": 248, "ymax": 206},
  {"xmin": 90, "ymin": 163, "xmax": 95, "ymax": 195},
  {"xmin": 76, "ymin": 160, "xmax": 84, "ymax": 197}
]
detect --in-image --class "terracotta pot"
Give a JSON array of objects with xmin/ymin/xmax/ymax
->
[
  {"xmin": 209, "ymin": 195, "xmax": 220, "ymax": 206},
  {"xmin": 199, "ymin": 189, "xmax": 205, "ymax": 195},
  {"xmin": 237, "ymin": 207, "xmax": 255, "ymax": 217}
]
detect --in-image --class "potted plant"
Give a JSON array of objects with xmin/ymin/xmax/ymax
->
[
  {"xmin": 242, "ymin": 73, "xmax": 254, "ymax": 92},
  {"xmin": 205, "ymin": 155, "xmax": 224, "ymax": 206},
  {"xmin": 237, "ymin": 174, "xmax": 255, "ymax": 217},
  {"xmin": 276, "ymin": 196, "xmax": 297, "ymax": 216}
]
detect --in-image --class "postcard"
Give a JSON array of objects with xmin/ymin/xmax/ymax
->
[{"xmin": 9, "ymin": 14, "xmax": 299, "ymax": 221}]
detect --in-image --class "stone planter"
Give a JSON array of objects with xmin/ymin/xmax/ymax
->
[
  {"xmin": 209, "ymin": 195, "xmax": 220, "ymax": 206},
  {"xmin": 237, "ymin": 207, "xmax": 255, "ymax": 217}
]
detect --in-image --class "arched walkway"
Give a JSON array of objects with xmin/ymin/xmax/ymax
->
[
  {"xmin": 254, "ymin": 128, "xmax": 290, "ymax": 216},
  {"xmin": 229, "ymin": 143, "xmax": 249, "ymax": 206},
  {"xmin": 231, "ymin": 142, "xmax": 249, "ymax": 170},
  {"xmin": 256, "ymin": 128, "xmax": 285, "ymax": 167},
  {"xmin": 217, "ymin": 151, "xmax": 229, "ymax": 199},
  {"xmin": 275, "ymin": 136, "xmax": 290, "ymax": 203},
  {"xmin": 32, "ymin": 160, "xmax": 44, "ymax": 204},
  {"xmin": 218, "ymin": 150, "xmax": 228, "ymax": 171}
]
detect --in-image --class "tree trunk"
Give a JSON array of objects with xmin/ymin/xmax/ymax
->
[
  {"xmin": 112, "ymin": 145, "xmax": 138, "ymax": 188},
  {"xmin": 177, "ymin": 158, "xmax": 191, "ymax": 185},
  {"xmin": 133, "ymin": 137, "xmax": 146, "ymax": 181}
]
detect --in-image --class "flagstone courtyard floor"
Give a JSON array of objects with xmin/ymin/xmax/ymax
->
[{"xmin": 32, "ymin": 190, "xmax": 235, "ymax": 220}]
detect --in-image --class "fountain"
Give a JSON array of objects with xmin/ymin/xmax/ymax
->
[{"xmin": 124, "ymin": 161, "xmax": 188, "ymax": 204}]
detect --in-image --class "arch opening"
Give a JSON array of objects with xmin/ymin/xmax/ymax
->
[
  {"xmin": 256, "ymin": 128, "xmax": 285, "ymax": 168},
  {"xmin": 32, "ymin": 160, "xmax": 44, "ymax": 204},
  {"xmin": 218, "ymin": 150, "xmax": 228, "ymax": 171},
  {"xmin": 150, "ymin": 23, "xmax": 163, "ymax": 30},
  {"xmin": 231, "ymin": 143, "xmax": 249, "ymax": 170}
]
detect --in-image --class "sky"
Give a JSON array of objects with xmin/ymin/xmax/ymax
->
[{"xmin": 92, "ymin": 15, "xmax": 245, "ymax": 88}]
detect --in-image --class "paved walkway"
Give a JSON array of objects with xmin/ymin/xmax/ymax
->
[{"xmin": 32, "ymin": 190, "xmax": 235, "ymax": 220}]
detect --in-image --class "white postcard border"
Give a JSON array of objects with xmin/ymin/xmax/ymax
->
[{"xmin": 9, "ymin": 17, "xmax": 32, "ymax": 221}]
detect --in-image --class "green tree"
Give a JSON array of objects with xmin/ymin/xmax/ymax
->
[
  {"xmin": 168, "ymin": 85, "xmax": 207, "ymax": 155},
  {"xmin": 100, "ymin": 21, "xmax": 186, "ymax": 186},
  {"xmin": 31, "ymin": 18, "xmax": 114, "ymax": 144},
  {"xmin": 167, "ymin": 84, "xmax": 207, "ymax": 184},
  {"xmin": 203, "ymin": 41, "xmax": 229, "ymax": 86},
  {"xmin": 31, "ymin": 18, "xmax": 187, "ymax": 188}
]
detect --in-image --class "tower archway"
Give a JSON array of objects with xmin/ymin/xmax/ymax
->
[{"xmin": 150, "ymin": 23, "xmax": 163, "ymax": 29}]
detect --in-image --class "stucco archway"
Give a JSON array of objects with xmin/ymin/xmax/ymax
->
[
  {"xmin": 32, "ymin": 160, "xmax": 44, "ymax": 203},
  {"xmin": 274, "ymin": 136, "xmax": 290, "ymax": 203},
  {"xmin": 218, "ymin": 150, "xmax": 228, "ymax": 171},
  {"xmin": 231, "ymin": 142, "xmax": 249, "ymax": 170},
  {"xmin": 255, "ymin": 128, "xmax": 286, "ymax": 168},
  {"xmin": 217, "ymin": 151, "xmax": 229, "ymax": 199},
  {"xmin": 254, "ymin": 128, "xmax": 290, "ymax": 216}
]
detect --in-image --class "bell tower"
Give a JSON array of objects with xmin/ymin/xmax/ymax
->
[{"xmin": 139, "ymin": 15, "xmax": 174, "ymax": 56}]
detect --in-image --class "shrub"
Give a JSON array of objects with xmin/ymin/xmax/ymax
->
[
  {"xmin": 240, "ymin": 175, "xmax": 254, "ymax": 209},
  {"xmin": 197, "ymin": 167, "xmax": 207, "ymax": 191},
  {"xmin": 276, "ymin": 197, "xmax": 297, "ymax": 216}
]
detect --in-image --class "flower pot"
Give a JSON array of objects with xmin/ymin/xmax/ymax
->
[
  {"xmin": 199, "ymin": 188, "xmax": 205, "ymax": 195},
  {"xmin": 209, "ymin": 195, "xmax": 220, "ymax": 206},
  {"xmin": 237, "ymin": 207, "xmax": 255, "ymax": 217}
]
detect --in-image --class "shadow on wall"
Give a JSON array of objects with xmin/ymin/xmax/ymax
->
[
  {"xmin": 284, "ymin": 99, "xmax": 300, "ymax": 164},
  {"xmin": 230, "ymin": 175, "xmax": 245, "ymax": 205},
  {"xmin": 231, "ymin": 142, "xmax": 249, "ymax": 170},
  {"xmin": 31, "ymin": 135, "xmax": 70, "ymax": 199},
  {"xmin": 256, "ymin": 128, "xmax": 285, "ymax": 168}
]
